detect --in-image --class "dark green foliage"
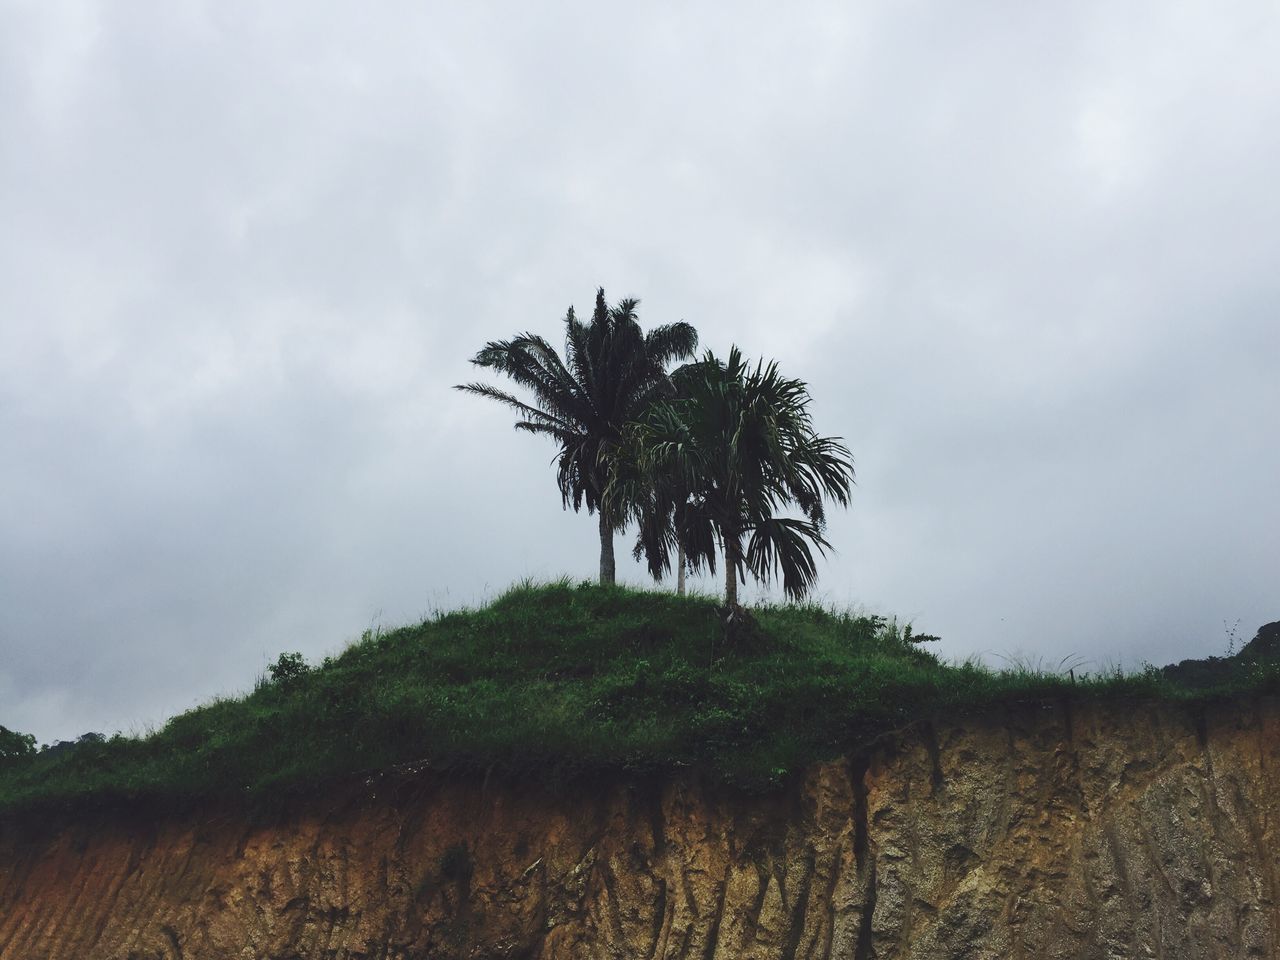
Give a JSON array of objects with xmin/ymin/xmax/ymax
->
[
  {"xmin": 268, "ymin": 652, "xmax": 311, "ymax": 689},
  {"xmin": 1161, "ymin": 621, "xmax": 1280, "ymax": 689},
  {"xmin": 0, "ymin": 583, "xmax": 1270, "ymax": 816},
  {"xmin": 0, "ymin": 726, "xmax": 36, "ymax": 766}
]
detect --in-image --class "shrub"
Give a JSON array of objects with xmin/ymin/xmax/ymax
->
[{"xmin": 268, "ymin": 652, "xmax": 311, "ymax": 689}]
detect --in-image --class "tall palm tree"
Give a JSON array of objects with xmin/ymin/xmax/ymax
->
[
  {"xmin": 456, "ymin": 289, "xmax": 698, "ymax": 585},
  {"xmin": 627, "ymin": 347, "xmax": 854, "ymax": 607}
]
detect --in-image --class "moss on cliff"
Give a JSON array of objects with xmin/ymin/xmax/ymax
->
[{"xmin": 2, "ymin": 581, "xmax": 1275, "ymax": 816}]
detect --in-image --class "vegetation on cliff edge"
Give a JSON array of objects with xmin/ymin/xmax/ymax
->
[{"xmin": 2, "ymin": 581, "xmax": 1276, "ymax": 816}]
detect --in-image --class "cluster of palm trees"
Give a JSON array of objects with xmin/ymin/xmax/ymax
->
[{"xmin": 456, "ymin": 289, "xmax": 854, "ymax": 609}]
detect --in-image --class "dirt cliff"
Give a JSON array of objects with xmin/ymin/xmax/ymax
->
[{"xmin": 2, "ymin": 696, "xmax": 1278, "ymax": 959}]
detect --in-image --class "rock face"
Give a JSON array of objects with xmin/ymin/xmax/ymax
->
[{"xmin": 2, "ymin": 697, "xmax": 1279, "ymax": 959}]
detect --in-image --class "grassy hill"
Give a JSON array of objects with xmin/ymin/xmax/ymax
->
[{"xmin": 2, "ymin": 581, "xmax": 1275, "ymax": 816}]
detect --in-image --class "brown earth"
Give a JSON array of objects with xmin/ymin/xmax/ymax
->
[{"xmin": 2, "ymin": 696, "xmax": 1278, "ymax": 959}]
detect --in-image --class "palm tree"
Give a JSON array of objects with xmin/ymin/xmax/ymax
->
[
  {"xmin": 627, "ymin": 361, "xmax": 707, "ymax": 596},
  {"xmin": 627, "ymin": 347, "xmax": 854, "ymax": 607},
  {"xmin": 629, "ymin": 453, "xmax": 700, "ymax": 595},
  {"xmin": 456, "ymin": 289, "xmax": 698, "ymax": 585}
]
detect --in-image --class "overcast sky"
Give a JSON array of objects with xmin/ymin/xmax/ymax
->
[{"xmin": 2, "ymin": 1, "xmax": 1277, "ymax": 744}]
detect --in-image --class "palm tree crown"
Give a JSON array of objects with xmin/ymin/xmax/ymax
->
[
  {"xmin": 456, "ymin": 288, "xmax": 698, "ymax": 584},
  {"xmin": 627, "ymin": 347, "xmax": 854, "ymax": 605}
]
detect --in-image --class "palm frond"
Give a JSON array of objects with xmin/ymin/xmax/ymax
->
[
  {"xmin": 454, "ymin": 382, "xmax": 577, "ymax": 431},
  {"xmin": 744, "ymin": 516, "xmax": 830, "ymax": 601},
  {"xmin": 644, "ymin": 322, "xmax": 699, "ymax": 368}
]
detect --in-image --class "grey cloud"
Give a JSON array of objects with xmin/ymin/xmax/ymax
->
[{"xmin": 2, "ymin": 1, "xmax": 1277, "ymax": 743}]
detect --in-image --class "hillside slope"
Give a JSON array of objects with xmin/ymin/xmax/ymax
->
[{"xmin": 2, "ymin": 582, "xmax": 1217, "ymax": 815}]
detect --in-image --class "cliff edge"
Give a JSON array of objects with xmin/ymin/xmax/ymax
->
[{"xmin": 3, "ymin": 695, "xmax": 1278, "ymax": 959}]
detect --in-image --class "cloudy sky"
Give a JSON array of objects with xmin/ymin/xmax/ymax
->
[{"xmin": 2, "ymin": 1, "xmax": 1277, "ymax": 744}]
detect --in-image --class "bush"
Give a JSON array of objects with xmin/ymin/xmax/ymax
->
[{"xmin": 268, "ymin": 652, "xmax": 311, "ymax": 689}]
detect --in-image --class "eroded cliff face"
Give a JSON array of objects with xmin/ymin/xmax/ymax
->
[{"xmin": 2, "ymin": 697, "xmax": 1278, "ymax": 960}]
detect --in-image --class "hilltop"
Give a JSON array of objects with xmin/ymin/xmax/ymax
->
[{"xmin": 2, "ymin": 581, "xmax": 1275, "ymax": 816}]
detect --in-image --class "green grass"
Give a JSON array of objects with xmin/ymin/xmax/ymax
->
[{"xmin": 2, "ymin": 580, "xmax": 1275, "ymax": 816}]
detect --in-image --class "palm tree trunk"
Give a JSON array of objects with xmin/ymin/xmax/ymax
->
[
  {"xmin": 598, "ymin": 512, "xmax": 616, "ymax": 586},
  {"xmin": 676, "ymin": 543, "xmax": 686, "ymax": 596},
  {"xmin": 724, "ymin": 539, "xmax": 739, "ymax": 608}
]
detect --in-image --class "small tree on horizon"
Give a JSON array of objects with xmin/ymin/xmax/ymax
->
[{"xmin": 0, "ymin": 725, "xmax": 36, "ymax": 766}]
